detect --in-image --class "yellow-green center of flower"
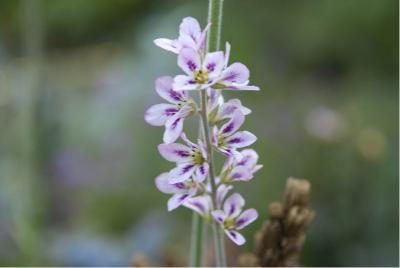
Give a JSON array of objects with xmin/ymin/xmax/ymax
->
[
  {"xmin": 223, "ymin": 218, "xmax": 236, "ymax": 230},
  {"xmin": 217, "ymin": 134, "xmax": 226, "ymax": 147},
  {"xmin": 194, "ymin": 69, "xmax": 209, "ymax": 84},
  {"xmin": 192, "ymin": 150, "xmax": 205, "ymax": 165}
]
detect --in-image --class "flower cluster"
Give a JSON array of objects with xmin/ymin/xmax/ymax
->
[{"xmin": 145, "ymin": 17, "xmax": 262, "ymax": 245}]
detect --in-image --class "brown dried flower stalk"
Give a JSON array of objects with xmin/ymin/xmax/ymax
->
[{"xmin": 239, "ymin": 177, "xmax": 315, "ymax": 267}]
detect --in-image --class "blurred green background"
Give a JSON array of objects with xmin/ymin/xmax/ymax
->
[{"xmin": 0, "ymin": 0, "xmax": 398, "ymax": 266}]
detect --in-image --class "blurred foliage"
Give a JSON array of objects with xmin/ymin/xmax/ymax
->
[{"xmin": 0, "ymin": 0, "xmax": 398, "ymax": 266}]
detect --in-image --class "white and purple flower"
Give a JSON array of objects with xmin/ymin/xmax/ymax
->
[
  {"xmin": 212, "ymin": 43, "xmax": 260, "ymax": 91},
  {"xmin": 212, "ymin": 193, "xmax": 258, "ymax": 245},
  {"xmin": 219, "ymin": 149, "xmax": 263, "ymax": 183},
  {"xmin": 155, "ymin": 172, "xmax": 204, "ymax": 211},
  {"xmin": 212, "ymin": 111, "xmax": 257, "ymax": 158},
  {"xmin": 208, "ymin": 89, "xmax": 251, "ymax": 124},
  {"xmin": 145, "ymin": 76, "xmax": 197, "ymax": 143},
  {"xmin": 154, "ymin": 17, "xmax": 210, "ymax": 54},
  {"xmin": 173, "ymin": 48, "xmax": 225, "ymax": 91},
  {"xmin": 158, "ymin": 134, "xmax": 209, "ymax": 184},
  {"xmin": 184, "ymin": 195, "xmax": 213, "ymax": 218}
]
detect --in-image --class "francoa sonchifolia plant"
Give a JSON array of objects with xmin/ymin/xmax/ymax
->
[{"xmin": 145, "ymin": 2, "xmax": 261, "ymax": 265}]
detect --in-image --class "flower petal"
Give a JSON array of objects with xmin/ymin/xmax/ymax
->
[
  {"xmin": 168, "ymin": 193, "xmax": 191, "ymax": 211},
  {"xmin": 198, "ymin": 22, "xmax": 211, "ymax": 52},
  {"xmin": 207, "ymin": 88, "xmax": 224, "ymax": 111},
  {"xmin": 211, "ymin": 210, "xmax": 226, "ymax": 224},
  {"xmin": 195, "ymin": 162, "xmax": 209, "ymax": 182},
  {"xmin": 144, "ymin": 103, "xmax": 177, "ymax": 126},
  {"xmin": 225, "ymin": 230, "xmax": 246, "ymax": 246},
  {"xmin": 155, "ymin": 76, "xmax": 188, "ymax": 103},
  {"xmin": 225, "ymin": 131, "xmax": 257, "ymax": 148},
  {"xmin": 203, "ymin": 51, "xmax": 225, "ymax": 78},
  {"xmin": 229, "ymin": 166, "xmax": 252, "ymax": 181},
  {"xmin": 177, "ymin": 34, "xmax": 198, "ymax": 51},
  {"xmin": 169, "ymin": 163, "xmax": 196, "ymax": 183},
  {"xmin": 173, "ymin": 75, "xmax": 198, "ymax": 91},
  {"xmin": 179, "ymin": 17, "xmax": 201, "ymax": 44},
  {"xmin": 225, "ymin": 83, "xmax": 260, "ymax": 91},
  {"xmin": 154, "ymin": 38, "xmax": 179, "ymax": 53},
  {"xmin": 224, "ymin": 42, "xmax": 231, "ymax": 68},
  {"xmin": 155, "ymin": 172, "xmax": 188, "ymax": 194},
  {"xmin": 220, "ymin": 62, "xmax": 250, "ymax": 84},
  {"xmin": 253, "ymin": 164, "xmax": 263, "ymax": 173},
  {"xmin": 237, "ymin": 149, "xmax": 259, "ymax": 168},
  {"xmin": 164, "ymin": 116, "xmax": 184, "ymax": 143},
  {"xmin": 180, "ymin": 132, "xmax": 198, "ymax": 148},
  {"xmin": 158, "ymin": 143, "xmax": 192, "ymax": 162},
  {"xmin": 184, "ymin": 195, "xmax": 212, "ymax": 216},
  {"xmin": 236, "ymin": 208, "xmax": 258, "ymax": 230},
  {"xmin": 216, "ymin": 184, "xmax": 233, "ymax": 208},
  {"xmin": 220, "ymin": 111, "xmax": 245, "ymax": 137},
  {"xmin": 218, "ymin": 99, "xmax": 251, "ymax": 119},
  {"xmin": 223, "ymin": 193, "xmax": 245, "ymax": 218},
  {"xmin": 178, "ymin": 48, "xmax": 201, "ymax": 75}
]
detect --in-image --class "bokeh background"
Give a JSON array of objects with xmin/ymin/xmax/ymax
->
[{"xmin": 0, "ymin": 0, "xmax": 398, "ymax": 266}]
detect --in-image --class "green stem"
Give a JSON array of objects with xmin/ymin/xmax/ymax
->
[
  {"xmin": 201, "ymin": 1, "xmax": 227, "ymax": 266},
  {"xmin": 190, "ymin": 201, "xmax": 205, "ymax": 266},
  {"xmin": 191, "ymin": 0, "xmax": 226, "ymax": 266}
]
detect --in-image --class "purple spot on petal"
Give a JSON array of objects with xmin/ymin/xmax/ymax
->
[
  {"xmin": 169, "ymin": 89, "xmax": 183, "ymax": 101},
  {"xmin": 231, "ymin": 172, "xmax": 242, "ymax": 179},
  {"xmin": 174, "ymin": 150, "xmax": 190, "ymax": 158},
  {"xmin": 187, "ymin": 61, "xmax": 197, "ymax": 71},
  {"xmin": 181, "ymin": 164, "xmax": 194, "ymax": 174},
  {"xmin": 175, "ymin": 182, "xmax": 186, "ymax": 189},
  {"xmin": 224, "ymin": 72, "xmax": 238, "ymax": 82},
  {"xmin": 228, "ymin": 137, "xmax": 242, "ymax": 144},
  {"xmin": 222, "ymin": 122, "xmax": 234, "ymax": 134},
  {"xmin": 236, "ymin": 218, "xmax": 247, "ymax": 227},
  {"xmin": 206, "ymin": 63, "xmax": 216, "ymax": 72},
  {"xmin": 192, "ymin": 202, "xmax": 205, "ymax": 213},
  {"xmin": 179, "ymin": 194, "xmax": 189, "ymax": 202},
  {"xmin": 170, "ymin": 117, "xmax": 182, "ymax": 129},
  {"xmin": 199, "ymin": 165, "xmax": 205, "ymax": 174},
  {"xmin": 230, "ymin": 231, "xmax": 237, "ymax": 238},
  {"xmin": 165, "ymin": 108, "xmax": 178, "ymax": 116},
  {"xmin": 229, "ymin": 204, "xmax": 236, "ymax": 215}
]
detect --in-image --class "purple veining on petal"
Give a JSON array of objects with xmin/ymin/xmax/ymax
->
[
  {"xmin": 229, "ymin": 204, "xmax": 236, "ymax": 215},
  {"xmin": 236, "ymin": 218, "xmax": 247, "ymax": 228},
  {"xmin": 231, "ymin": 172, "xmax": 242, "ymax": 179},
  {"xmin": 179, "ymin": 194, "xmax": 190, "ymax": 202},
  {"xmin": 222, "ymin": 106, "xmax": 236, "ymax": 115},
  {"xmin": 181, "ymin": 164, "xmax": 195, "ymax": 174},
  {"xmin": 192, "ymin": 201, "xmax": 205, "ymax": 213},
  {"xmin": 187, "ymin": 60, "xmax": 197, "ymax": 71},
  {"xmin": 165, "ymin": 108, "xmax": 178, "ymax": 116},
  {"xmin": 228, "ymin": 137, "xmax": 242, "ymax": 144},
  {"xmin": 174, "ymin": 150, "xmax": 191, "ymax": 157},
  {"xmin": 223, "ymin": 72, "xmax": 237, "ymax": 82},
  {"xmin": 237, "ymin": 155, "xmax": 250, "ymax": 166},
  {"xmin": 222, "ymin": 122, "xmax": 234, "ymax": 134},
  {"xmin": 169, "ymin": 89, "xmax": 183, "ymax": 101},
  {"xmin": 175, "ymin": 182, "xmax": 186, "ymax": 189},
  {"xmin": 229, "ymin": 231, "xmax": 237, "ymax": 238},
  {"xmin": 199, "ymin": 165, "xmax": 205, "ymax": 174},
  {"xmin": 206, "ymin": 63, "xmax": 216, "ymax": 72},
  {"xmin": 171, "ymin": 117, "xmax": 181, "ymax": 129}
]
